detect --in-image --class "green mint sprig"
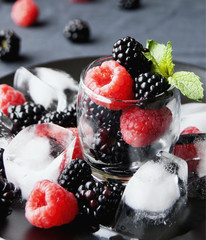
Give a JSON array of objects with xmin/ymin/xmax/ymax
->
[{"xmin": 143, "ymin": 40, "xmax": 204, "ymax": 101}]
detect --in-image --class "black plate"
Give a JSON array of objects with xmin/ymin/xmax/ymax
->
[{"xmin": 0, "ymin": 57, "xmax": 205, "ymax": 240}]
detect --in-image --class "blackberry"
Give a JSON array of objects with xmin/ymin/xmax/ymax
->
[
  {"xmin": 90, "ymin": 129, "xmax": 127, "ymax": 164},
  {"xmin": 0, "ymin": 148, "xmax": 5, "ymax": 178},
  {"xmin": 84, "ymin": 98, "xmax": 121, "ymax": 132},
  {"xmin": 0, "ymin": 29, "xmax": 20, "ymax": 61},
  {"xmin": 133, "ymin": 72, "xmax": 170, "ymax": 100},
  {"xmin": 39, "ymin": 103, "xmax": 77, "ymax": 128},
  {"xmin": 63, "ymin": 19, "xmax": 90, "ymax": 43},
  {"xmin": 118, "ymin": 0, "xmax": 140, "ymax": 9},
  {"xmin": 112, "ymin": 36, "xmax": 151, "ymax": 78},
  {"xmin": 188, "ymin": 176, "xmax": 206, "ymax": 200},
  {"xmin": 75, "ymin": 180, "xmax": 125, "ymax": 227},
  {"xmin": 82, "ymin": 98, "xmax": 127, "ymax": 164},
  {"xmin": 7, "ymin": 101, "xmax": 46, "ymax": 133},
  {"xmin": 58, "ymin": 159, "xmax": 93, "ymax": 194},
  {"xmin": 0, "ymin": 176, "xmax": 21, "ymax": 220}
]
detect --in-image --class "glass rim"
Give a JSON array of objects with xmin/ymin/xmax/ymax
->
[{"xmin": 80, "ymin": 56, "xmax": 176, "ymax": 104}]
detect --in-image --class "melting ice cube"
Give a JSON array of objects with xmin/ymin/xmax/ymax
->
[
  {"xmin": 180, "ymin": 103, "xmax": 206, "ymax": 132},
  {"xmin": 3, "ymin": 123, "xmax": 76, "ymax": 199},
  {"xmin": 113, "ymin": 151, "xmax": 188, "ymax": 239},
  {"xmin": 14, "ymin": 67, "xmax": 79, "ymax": 112},
  {"xmin": 0, "ymin": 111, "xmax": 14, "ymax": 149}
]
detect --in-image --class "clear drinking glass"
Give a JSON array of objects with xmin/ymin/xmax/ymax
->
[{"xmin": 77, "ymin": 56, "xmax": 181, "ymax": 182}]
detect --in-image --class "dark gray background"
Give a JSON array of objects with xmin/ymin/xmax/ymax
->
[{"xmin": 0, "ymin": 0, "xmax": 205, "ymax": 79}]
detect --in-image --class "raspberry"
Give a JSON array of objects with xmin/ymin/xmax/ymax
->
[
  {"xmin": 25, "ymin": 180, "xmax": 78, "ymax": 228},
  {"xmin": 0, "ymin": 84, "xmax": 26, "ymax": 115},
  {"xmin": 174, "ymin": 126, "xmax": 201, "ymax": 175},
  {"xmin": 11, "ymin": 0, "xmax": 39, "ymax": 27},
  {"xmin": 181, "ymin": 126, "xmax": 201, "ymax": 135},
  {"xmin": 120, "ymin": 105, "xmax": 172, "ymax": 147},
  {"xmin": 174, "ymin": 126, "xmax": 201, "ymax": 161},
  {"xmin": 85, "ymin": 60, "xmax": 134, "ymax": 109},
  {"xmin": 68, "ymin": 127, "xmax": 83, "ymax": 159}
]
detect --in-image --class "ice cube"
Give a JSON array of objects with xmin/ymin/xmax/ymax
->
[
  {"xmin": 13, "ymin": 67, "xmax": 79, "ymax": 112},
  {"xmin": 113, "ymin": 151, "xmax": 188, "ymax": 239},
  {"xmin": 180, "ymin": 103, "xmax": 206, "ymax": 132},
  {"xmin": 0, "ymin": 111, "xmax": 14, "ymax": 149},
  {"xmin": 3, "ymin": 123, "xmax": 76, "ymax": 199},
  {"xmin": 196, "ymin": 138, "xmax": 206, "ymax": 177},
  {"xmin": 175, "ymin": 132, "xmax": 206, "ymax": 178}
]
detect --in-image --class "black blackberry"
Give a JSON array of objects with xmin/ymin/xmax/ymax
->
[
  {"xmin": 112, "ymin": 36, "xmax": 151, "ymax": 78},
  {"xmin": 118, "ymin": 0, "xmax": 140, "ymax": 9},
  {"xmin": 90, "ymin": 129, "xmax": 127, "ymax": 164},
  {"xmin": 83, "ymin": 98, "xmax": 121, "ymax": 132},
  {"xmin": 0, "ymin": 29, "xmax": 20, "ymax": 61},
  {"xmin": 7, "ymin": 101, "xmax": 46, "ymax": 133},
  {"xmin": 63, "ymin": 19, "xmax": 90, "ymax": 43},
  {"xmin": 188, "ymin": 176, "xmax": 206, "ymax": 200},
  {"xmin": 39, "ymin": 103, "xmax": 77, "ymax": 128},
  {"xmin": 133, "ymin": 72, "xmax": 170, "ymax": 100},
  {"xmin": 82, "ymin": 99, "xmax": 127, "ymax": 164},
  {"xmin": 0, "ymin": 148, "xmax": 5, "ymax": 178},
  {"xmin": 58, "ymin": 159, "xmax": 93, "ymax": 194},
  {"xmin": 75, "ymin": 180, "xmax": 125, "ymax": 227},
  {"xmin": 0, "ymin": 176, "xmax": 21, "ymax": 220}
]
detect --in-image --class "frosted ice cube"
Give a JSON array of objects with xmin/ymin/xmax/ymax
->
[
  {"xmin": 0, "ymin": 111, "xmax": 14, "ymax": 149},
  {"xmin": 113, "ymin": 151, "xmax": 188, "ymax": 239},
  {"xmin": 3, "ymin": 123, "xmax": 76, "ymax": 199},
  {"xmin": 14, "ymin": 67, "xmax": 79, "ymax": 111},
  {"xmin": 196, "ymin": 138, "xmax": 206, "ymax": 177},
  {"xmin": 176, "ymin": 132, "xmax": 206, "ymax": 178},
  {"xmin": 180, "ymin": 103, "xmax": 206, "ymax": 132}
]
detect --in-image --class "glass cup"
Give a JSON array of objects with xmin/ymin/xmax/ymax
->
[{"xmin": 77, "ymin": 56, "xmax": 181, "ymax": 182}]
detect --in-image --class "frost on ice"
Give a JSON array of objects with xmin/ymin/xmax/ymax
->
[
  {"xmin": 3, "ymin": 123, "xmax": 76, "ymax": 199},
  {"xmin": 113, "ymin": 151, "xmax": 188, "ymax": 239},
  {"xmin": 180, "ymin": 103, "xmax": 206, "ymax": 133},
  {"xmin": 0, "ymin": 111, "xmax": 14, "ymax": 149},
  {"xmin": 13, "ymin": 67, "xmax": 79, "ymax": 112}
]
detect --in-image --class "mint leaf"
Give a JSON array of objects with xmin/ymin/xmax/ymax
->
[
  {"xmin": 168, "ymin": 71, "xmax": 204, "ymax": 101},
  {"xmin": 143, "ymin": 39, "xmax": 204, "ymax": 101},
  {"xmin": 159, "ymin": 41, "xmax": 175, "ymax": 77},
  {"xmin": 144, "ymin": 40, "xmax": 174, "ymax": 78}
]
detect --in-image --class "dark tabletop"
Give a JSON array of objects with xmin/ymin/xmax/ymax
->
[{"xmin": 0, "ymin": 0, "xmax": 205, "ymax": 79}]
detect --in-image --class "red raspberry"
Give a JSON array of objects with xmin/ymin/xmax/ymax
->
[
  {"xmin": 174, "ymin": 126, "xmax": 201, "ymax": 174},
  {"xmin": 181, "ymin": 126, "xmax": 201, "ymax": 135},
  {"xmin": 11, "ymin": 0, "xmax": 39, "ymax": 27},
  {"xmin": 25, "ymin": 180, "xmax": 78, "ymax": 228},
  {"xmin": 120, "ymin": 105, "xmax": 172, "ymax": 147},
  {"xmin": 0, "ymin": 84, "xmax": 26, "ymax": 115},
  {"xmin": 35, "ymin": 124, "xmax": 83, "ymax": 172},
  {"xmin": 67, "ymin": 127, "xmax": 83, "ymax": 159},
  {"xmin": 85, "ymin": 60, "xmax": 134, "ymax": 109}
]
